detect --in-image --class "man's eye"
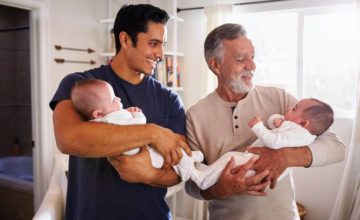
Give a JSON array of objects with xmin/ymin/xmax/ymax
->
[{"xmin": 150, "ymin": 42, "xmax": 158, "ymax": 47}]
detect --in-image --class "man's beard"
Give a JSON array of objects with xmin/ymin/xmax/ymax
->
[{"xmin": 225, "ymin": 70, "xmax": 255, "ymax": 94}]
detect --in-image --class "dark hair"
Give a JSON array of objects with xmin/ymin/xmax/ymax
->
[
  {"xmin": 303, "ymin": 98, "xmax": 334, "ymax": 136},
  {"xmin": 113, "ymin": 4, "xmax": 169, "ymax": 54},
  {"xmin": 204, "ymin": 23, "xmax": 247, "ymax": 64}
]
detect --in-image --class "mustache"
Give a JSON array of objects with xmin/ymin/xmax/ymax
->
[{"xmin": 240, "ymin": 70, "xmax": 254, "ymax": 77}]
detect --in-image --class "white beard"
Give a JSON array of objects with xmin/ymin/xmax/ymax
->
[{"xmin": 225, "ymin": 70, "xmax": 255, "ymax": 94}]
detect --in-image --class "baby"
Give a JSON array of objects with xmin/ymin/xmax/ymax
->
[
  {"xmin": 248, "ymin": 98, "xmax": 334, "ymax": 148},
  {"xmin": 70, "ymin": 79, "xmax": 204, "ymax": 183},
  {"xmin": 194, "ymin": 98, "xmax": 334, "ymax": 190}
]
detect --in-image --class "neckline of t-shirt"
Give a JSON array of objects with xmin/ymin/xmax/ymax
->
[
  {"xmin": 212, "ymin": 86, "xmax": 256, "ymax": 107},
  {"xmin": 108, "ymin": 65, "xmax": 149, "ymax": 89}
]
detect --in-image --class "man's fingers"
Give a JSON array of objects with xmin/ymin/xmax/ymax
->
[
  {"xmin": 223, "ymin": 157, "xmax": 235, "ymax": 173},
  {"xmin": 248, "ymin": 179, "xmax": 270, "ymax": 192},
  {"xmin": 163, "ymin": 154, "xmax": 171, "ymax": 168},
  {"xmin": 270, "ymin": 178, "xmax": 278, "ymax": 189},
  {"xmin": 181, "ymin": 143, "xmax": 192, "ymax": 156},
  {"xmin": 246, "ymin": 147, "xmax": 263, "ymax": 154},
  {"xmin": 176, "ymin": 148, "xmax": 183, "ymax": 161},
  {"xmin": 170, "ymin": 149, "xmax": 179, "ymax": 165},
  {"xmin": 246, "ymin": 190, "xmax": 267, "ymax": 196},
  {"xmin": 234, "ymin": 157, "xmax": 257, "ymax": 176},
  {"xmin": 247, "ymin": 170, "xmax": 270, "ymax": 185}
]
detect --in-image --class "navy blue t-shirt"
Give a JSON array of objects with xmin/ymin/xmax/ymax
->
[{"xmin": 49, "ymin": 65, "xmax": 186, "ymax": 220}]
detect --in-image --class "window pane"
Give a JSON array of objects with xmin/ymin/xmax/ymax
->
[
  {"xmin": 238, "ymin": 13, "xmax": 298, "ymax": 96},
  {"xmin": 303, "ymin": 11, "xmax": 358, "ymax": 111}
]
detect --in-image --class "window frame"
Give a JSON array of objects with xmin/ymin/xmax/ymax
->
[{"xmin": 233, "ymin": 0, "xmax": 358, "ymax": 119}]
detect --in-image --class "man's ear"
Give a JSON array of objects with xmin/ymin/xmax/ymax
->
[
  {"xmin": 209, "ymin": 58, "xmax": 221, "ymax": 76},
  {"xmin": 92, "ymin": 110, "xmax": 103, "ymax": 119},
  {"xmin": 300, "ymin": 120, "xmax": 310, "ymax": 128},
  {"xmin": 119, "ymin": 31, "xmax": 132, "ymax": 49}
]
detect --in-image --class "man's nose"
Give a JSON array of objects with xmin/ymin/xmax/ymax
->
[
  {"xmin": 156, "ymin": 48, "xmax": 164, "ymax": 62},
  {"xmin": 245, "ymin": 58, "xmax": 256, "ymax": 70}
]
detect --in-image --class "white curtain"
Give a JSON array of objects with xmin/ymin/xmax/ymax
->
[
  {"xmin": 200, "ymin": 4, "xmax": 234, "ymax": 97},
  {"xmin": 330, "ymin": 1, "xmax": 360, "ymax": 219}
]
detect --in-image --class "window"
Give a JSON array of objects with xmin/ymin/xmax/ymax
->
[{"xmin": 235, "ymin": 3, "xmax": 358, "ymax": 117}]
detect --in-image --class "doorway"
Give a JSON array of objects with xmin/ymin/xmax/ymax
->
[{"xmin": 0, "ymin": 4, "xmax": 34, "ymax": 220}]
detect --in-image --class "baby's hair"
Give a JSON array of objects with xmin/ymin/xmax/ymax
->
[
  {"xmin": 303, "ymin": 98, "xmax": 334, "ymax": 136},
  {"xmin": 70, "ymin": 79, "xmax": 107, "ymax": 119}
]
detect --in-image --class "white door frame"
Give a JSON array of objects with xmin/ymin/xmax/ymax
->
[{"xmin": 0, "ymin": 0, "xmax": 51, "ymax": 209}]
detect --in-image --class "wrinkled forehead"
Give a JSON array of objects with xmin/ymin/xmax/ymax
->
[{"xmin": 222, "ymin": 37, "xmax": 255, "ymax": 54}]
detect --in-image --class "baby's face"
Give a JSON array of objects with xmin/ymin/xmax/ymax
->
[
  {"xmin": 284, "ymin": 99, "xmax": 316, "ymax": 124},
  {"xmin": 101, "ymin": 83, "xmax": 122, "ymax": 115}
]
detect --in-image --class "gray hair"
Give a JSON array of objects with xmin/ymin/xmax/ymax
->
[{"xmin": 204, "ymin": 23, "xmax": 247, "ymax": 65}]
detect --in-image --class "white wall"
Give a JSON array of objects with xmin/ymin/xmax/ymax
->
[
  {"xmin": 48, "ymin": 0, "xmax": 107, "ymax": 96},
  {"xmin": 294, "ymin": 118, "xmax": 352, "ymax": 220}
]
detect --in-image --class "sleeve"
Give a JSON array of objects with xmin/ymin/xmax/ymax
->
[
  {"xmin": 49, "ymin": 73, "xmax": 89, "ymax": 110},
  {"xmin": 251, "ymin": 122, "xmax": 316, "ymax": 149},
  {"xmin": 184, "ymin": 111, "xmax": 206, "ymax": 200},
  {"xmin": 167, "ymin": 92, "xmax": 186, "ymax": 135},
  {"xmin": 308, "ymin": 129, "xmax": 345, "ymax": 167}
]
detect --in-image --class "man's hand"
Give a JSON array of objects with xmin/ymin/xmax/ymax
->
[
  {"xmin": 108, "ymin": 147, "xmax": 180, "ymax": 187},
  {"xmin": 201, "ymin": 157, "xmax": 270, "ymax": 200},
  {"xmin": 248, "ymin": 116, "xmax": 262, "ymax": 128},
  {"xmin": 149, "ymin": 124, "xmax": 191, "ymax": 168},
  {"xmin": 108, "ymin": 147, "xmax": 160, "ymax": 184},
  {"xmin": 247, "ymin": 147, "xmax": 288, "ymax": 189}
]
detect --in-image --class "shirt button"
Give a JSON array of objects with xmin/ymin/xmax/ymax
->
[
  {"xmin": 234, "ymin": 116, "xmax": 238, "ymax": 119},
  {"xmin": 235, "ymin": 125, "xmax": 239, "ymax": 129}
]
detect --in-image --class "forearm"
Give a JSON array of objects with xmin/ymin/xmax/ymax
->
[
  {"xmin": 149, "ymin": 168, "xmax": 181, "ymax": 187},
  {"xmin": 54, "ymin": 100, "xmax": 158, "ymax": 157},
  {"xmin": 281, "ymin": 146, "xmax": 312, "ymax": 168}
]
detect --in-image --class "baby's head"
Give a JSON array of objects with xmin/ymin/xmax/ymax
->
[
  {"xmin": 70, "ymin": 79, "xmax": 122, "ymax": 120},
  {"xmin": 285, "ymin": 98, "xmax": 334, "ymax": 136}
]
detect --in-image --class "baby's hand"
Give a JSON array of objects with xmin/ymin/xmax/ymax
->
[
  {"xmin": 248, "ymin": 116, "xmax": 262, "ymax": 128},
  {"xmin": 127, "ymin": 107, "xmax": 142, "ymax": 113},
  {"xmin": 273, "ymin": 118, "xmax": 284, "ymax": 128}
]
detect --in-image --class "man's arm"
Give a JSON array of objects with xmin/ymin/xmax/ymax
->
[
  {"xmin": 109, "ymin": 147, "xmax": 181, "ymax": 187},
  {"xmin": 248, "ymin": 130, "xmax": 345, "ymax": 189},
  {"xmin": 185, "ymin": 157, "xmax": 271, "ymax": 200},
  {"xmin": 199, "ymin": 157, "xmax": 270, "ymax": 200},
  {"xmin": 53, "ymin": 100, "xmax": 190, "ymax": 166},
  {"xmin": 248, "ymin": 146, "xmax": 312, "ymax": 189}
]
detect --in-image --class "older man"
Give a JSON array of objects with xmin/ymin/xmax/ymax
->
[{"xmin": 185, "ymin": 23, "xmax": 345, "ymax": 220}]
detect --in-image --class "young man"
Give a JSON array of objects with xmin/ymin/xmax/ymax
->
[
  {"xmin": 50, "ymin": 4, "xmax": 191, "ymax": 220},
  {"xmin": 185, "ymin": 23, "xmax": 345, "ymax": 220}
]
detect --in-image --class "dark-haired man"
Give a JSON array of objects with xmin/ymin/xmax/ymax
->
[{"xmin": 50, "ymin": 4, "xmax": 190, "ymax": 220}]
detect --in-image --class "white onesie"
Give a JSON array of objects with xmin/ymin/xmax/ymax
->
[
  {"xmin": 190, "ymin": 114, "xmax": 316, "ymax": 190},
  {"xmin": 92, "ymin": 110, "xmax": 205, "ymax": 183}
]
